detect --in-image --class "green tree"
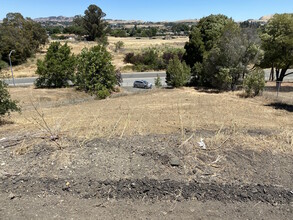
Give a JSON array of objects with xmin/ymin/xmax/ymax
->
[
  {"xmin": 166, "ymin": 56, "xmax": 191, "ymax": 87},
  {"xmin": 200, "ymin": 21, "xmax": 263, "ymax": 90},
  {"xmin": 260, "ymin": 14, "xmax": 293, "ymax": 82},
  {"xmin": 183, "ymin": 14, "xmax": 231, "ymax": 67},
  {"xmin": 0, "ymin": 13, "xmax": 48, "ymax": 65},
  {"xmin": 75, "ymin": 45, "xmax": 117, "ymax": 99},
  {"xmin": 79, "ymin": 4, "xmax": 108, "ymax": 42},
  {"xmin": 35, "ymin": 42, "xmax": 75, "ymax": 88}
]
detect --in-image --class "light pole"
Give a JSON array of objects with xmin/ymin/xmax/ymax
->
[{"xmin": 9, "ymin": 50, "xmax": 16, "ymax": 86}]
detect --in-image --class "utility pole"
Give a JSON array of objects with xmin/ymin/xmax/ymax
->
[{"xmin": 9, "ymin": 50, "xmax": 16, "ymax": 86}]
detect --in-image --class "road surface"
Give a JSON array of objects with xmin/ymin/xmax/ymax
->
[
  {"xmin": 4, "ymin": 72, "xmax": 167, "ymax": 87},
  {"xmin": 4, "ymin": 69, "xmax": 293, "ymax": 87}
]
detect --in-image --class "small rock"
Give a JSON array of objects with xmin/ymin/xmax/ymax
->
[
  {"xmin": 170, "ymin": 157, "xmax": 180, "ymax": 166},
  {"xmin": 8, "ymin": 192, "xmax": 16, "ymax": 200}
]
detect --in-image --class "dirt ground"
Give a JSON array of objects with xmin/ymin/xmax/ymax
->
[{"xmin": 0, "ymin": 87, "xmax": 292, "ymax": 219}]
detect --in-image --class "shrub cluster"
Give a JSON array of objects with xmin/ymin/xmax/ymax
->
[
  {"xmin": 124, "ymin": 48, "xmax": 184, "ymax": 71},
  {"xmin": 35, "ymin": 42, "xmax": 118, "ymax": 99}
]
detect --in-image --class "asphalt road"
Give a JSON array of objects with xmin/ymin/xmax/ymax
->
[
  {"xmin": 4, "ymin": 69, "xmax": 293, "ymax": 87},
  {"xmin": 4, "ymin": 72, "xmax": 167, "ymax": 87}
]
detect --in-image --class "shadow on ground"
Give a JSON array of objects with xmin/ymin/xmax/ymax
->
[{"xmin": 266, "ymin": 102, "xmax": 293, "ymax": 112}]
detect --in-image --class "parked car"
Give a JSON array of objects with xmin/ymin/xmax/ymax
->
[{"xmin": 133, "ymin": 80, "xmax": 152, "ymax": 89}]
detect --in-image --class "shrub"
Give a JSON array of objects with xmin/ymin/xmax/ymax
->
[
  {"xmin": 243, "ymin": 68, "xmax": 265, "ymax": 96},
  {"xmin": 124, "ymin": 53, "xmax": 135, "ymax": 64},
  {"xmin": 154, "ymin": 74, "xmax": 162, "ymax": 88},
  {"xmin": 162, "ymin": 48, "xmax": 185, "ymax": 67},
  {"xmin": 114, "ymin": 41, "xmax": 124, "ymax": 52},
  {"xmin": 35, "ymin": 42, "xmax": 75, "ymax": 88},
  {"xmin": 76, "ymin": 45, "xmax": 117, "ymax": 99},
  {"xmin": 166, "ymin": 56, "xmax": 191, "ymax": 87},
  {"xmin": 0, "ymin": 80, "xmax": 20, "ymax": 120},
  {"xmin": 123, "ymin": 48, "xmax": 163, "ymax": 71}
]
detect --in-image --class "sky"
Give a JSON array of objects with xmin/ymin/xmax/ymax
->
[{"xmin": 0, "ymin": 0, "xmax": 292, "ymax": 22}]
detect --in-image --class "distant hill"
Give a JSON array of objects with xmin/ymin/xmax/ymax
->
[
  {"xmin": 34, "ymin": 16, "xmax": 74, "ymax": 23},
  {"xmin": 32, "ymin": 15, "xmax": 275, "ymax": 27},
  {"xmin": 259, "ymin": 14, "xmax": 274, "ymax": 21}
]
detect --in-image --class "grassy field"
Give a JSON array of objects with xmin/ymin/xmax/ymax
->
[
  {"xmin": 1, "ymin": 87, "xmax": 292, "ymax": 154},
  {"xmin": 1, "ymin": 36, "xmax": 188, "ymax": 78}
]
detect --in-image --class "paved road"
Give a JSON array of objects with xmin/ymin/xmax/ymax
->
[
  {"xmin": 4, "ymin": 69, "xmax": 293, "ymax": 87},
  {"xmin": 4, "ymin": 72, "xmax": 167, "ymax": 87}
]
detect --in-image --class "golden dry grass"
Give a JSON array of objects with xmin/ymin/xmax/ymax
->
[
  {"xmin": 1, "ymin": 87, "xmax": 292, "ymax": 153},
  {"xmin": 2, "ymin": 37, "xmax": 188, "ymax": 78}
]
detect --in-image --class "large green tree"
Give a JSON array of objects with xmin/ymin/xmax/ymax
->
[
  {"xmin": 260, "ymin": 13, "xmax": 293, "ymax": 82},
  {"xmin": 183, "ymin": 14, "xmax": 232, "ymax": 67},
  {"xmin": 73, "ymin": 4, "xmax": 108, "ymax": 42},
  {"xmin": 192, "ymin": 21, "xmax": 263, "ymax": 90},
  {"xmin": 0, "ymin": 13, "xmax": 47, "ymax": 65}
]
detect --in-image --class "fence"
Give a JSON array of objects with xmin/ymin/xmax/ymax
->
[{"xmin": 263, "ymin": 81, "xmax": 293, "ymax": 104}]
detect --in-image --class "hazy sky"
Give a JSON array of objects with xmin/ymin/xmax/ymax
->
[{"xmin": 0, "ymin": 0, "xmax": 292, "ymax": 21}]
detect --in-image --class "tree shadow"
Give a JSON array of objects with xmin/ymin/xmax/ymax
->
[
  {"xmin": 265, "ymin": 86, "xmax": 293, "ymax": 93},
  {"xmin": 194, "ymin": 87, "xmax": 222, "ymax": 94},
  {"xmin": 265, "ymin": 103, "xmax": 293, "ymax": 112}
]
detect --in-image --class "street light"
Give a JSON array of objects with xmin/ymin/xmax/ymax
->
[{"xmin": 8, "ymin": 50, "xmax": 16, "ymax": 86}]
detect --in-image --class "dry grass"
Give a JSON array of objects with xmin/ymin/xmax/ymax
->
[
  {"xmin": 263, "ymin": 82, "xmax": 293, "ymax": 104},
  {"xmin": 1, "ymin": 87, "xmax": 292, "ymax": 153},
  {"xmin": 2, "ymin": 36, "xmax": 188, "ymax": 78}
]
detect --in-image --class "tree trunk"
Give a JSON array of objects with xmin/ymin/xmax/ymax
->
[
  {"xmin": 275, "ymin": 68, "xmax": 280, "ymax": 81},
  {"xmin": 269, "ymin": 66, "xmax": 274, "ymax": 81},
  {"xmin": 275, "ymin": 67, "xmax": 288, "ymax": 89},
  {"xmin": 277, "ymin": 66, "xmax": 289, "ymax": 82}
]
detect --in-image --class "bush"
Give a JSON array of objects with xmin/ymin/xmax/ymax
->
[
  {"xmin": 154, "ymin": 74, "xmax": 162, "ymax": 88},
  {"xmin": 0, "ymin": 80, "xmax": 20, "ymax": 120},
  {"xmin": 114, "ymin": 41, "xmax": 124, "ymax": 52},
  {"xmin": 35, "ymin": 42, "xmax": 75, "ymax": 88},
  {"xmin": 76, "ymin": 45, "xmax": 117, "ymax": 99},
  {"xmin": 124, "ymin": 52, "xmax": 135, "ymax": 64},
  {"xmin": 162, "ymin": 48, "xmax": 184, "ymax": 67},
  {"xmin": 243, "ymin": 68, "xmax": 265, "ymax": 96},
  {"xmin": 123, "ymin": 48, "xmax": 164, "ymax": 71},
  {"xmin": 166, "ymin": 56, "xmax": 191, "ymax": 87}
]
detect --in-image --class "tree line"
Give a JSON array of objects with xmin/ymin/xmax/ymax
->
[{"xmin": 165, "ymin": 13, "xmax": 293, "ymax": 95}]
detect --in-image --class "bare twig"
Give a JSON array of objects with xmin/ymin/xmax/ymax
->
[{"xmin": 179, "ymin": 133, "xmax": 194, "ymax": 147}]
